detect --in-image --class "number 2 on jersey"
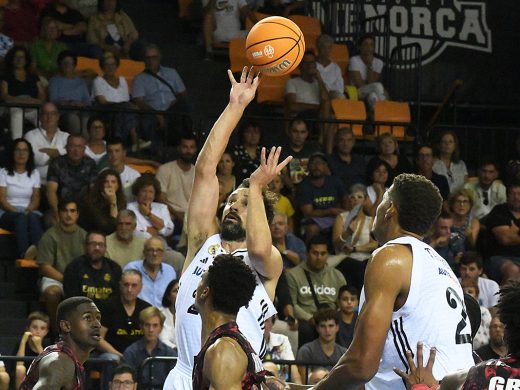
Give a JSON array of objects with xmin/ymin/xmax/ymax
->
[{"xmin": 446, "ymin": 287, "xmax": 471, "ymax": 344}]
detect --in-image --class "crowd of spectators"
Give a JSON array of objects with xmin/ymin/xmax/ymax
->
[{"xmin": 1, "ymin": 1, "xmax": 520, "ymax": 386}]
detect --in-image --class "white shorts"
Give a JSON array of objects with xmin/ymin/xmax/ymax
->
[
  {"xmin": 40, "ymin": 277, "xmax": 63, "ymax": 294},
  {"xmin": 163, "ymin": 365, "xmax": 192, "ymax": 390}
]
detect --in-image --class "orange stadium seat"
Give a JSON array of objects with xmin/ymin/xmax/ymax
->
[
  {"xmin": 178, "ymin": 0, "xmax": 192, "ymax": 18},
  {"xmin": 288, "ymin": 15, "xmax": 322, "ymax": 52},
  {"xmin": 76, "ymin": 56, "xmax": 101, "ymax": 77},
  {"xmin": 331, "ymin": 98, "xmax": 366, "ymax": 138},
  {"xmin": 256, "ymin": 74, "xmax": 290, "ymax": 105},
  {"xmin": 330, "ymin": 43, "xmax": 349, "ymax": 76},
  {"xmin": 229, "ymin": 38, "xmax": 249, "ymax": 73},
  {"xmin": 118, "ymin": 58, "xmax": 145, "ymax": 89},
  {"xmin": 127, "ymin": 163, "xmax": 157, "ymax": 175},
  {"xmin": 373, "ymin": 100, "xmax": 411, "ymax": 140},
  {"xmin": 246, "ymin": 12, "xmax": 271, "ymax": 31}
]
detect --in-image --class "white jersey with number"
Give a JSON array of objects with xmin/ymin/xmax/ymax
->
[
  {"xmin": 359, "ymin": 236, "xmax": 474, "ymax": 390},
  {"xmin": 173, "ymin": 234, "xmax": 277, "ymax": 379}
]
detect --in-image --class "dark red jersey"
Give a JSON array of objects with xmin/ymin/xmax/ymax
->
[{"xmin": 462, "ymin": 355, "xmax": 520, "ymax": 390}]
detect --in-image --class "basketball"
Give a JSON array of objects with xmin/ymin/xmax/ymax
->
[{"xmin": 245, "ymin": 16, "xmax": 305, "ymax": 77}]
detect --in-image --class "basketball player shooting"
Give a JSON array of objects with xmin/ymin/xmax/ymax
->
[
  {"xmin": 163, "ymin": 66, "xmax": 292, "ymax": 390},
  {"xmin": 307, "ymin": 174, "xmax": 474, "ymax": 390}
]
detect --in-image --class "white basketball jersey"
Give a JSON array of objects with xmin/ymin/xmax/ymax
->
[
  {"xmin": 174, "ymin": 234, "xmax": 277, "ymax": 376},
  {"xmin": 359, "ymin": 236, "xmax": 474, "ymax": 390}
]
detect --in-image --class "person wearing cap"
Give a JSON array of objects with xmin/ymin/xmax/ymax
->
[{"xmin": 296, "ymin": 152, "xmax": 348, "ymax": 240}]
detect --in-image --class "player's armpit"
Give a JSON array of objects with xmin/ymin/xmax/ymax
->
[
  {"xmin": 205, "ymin": 338, "xmax": 248, "ymax": 390},
  {"xmin": 32, "ymin": 352, "xmax": 76, "ymax": 390}
]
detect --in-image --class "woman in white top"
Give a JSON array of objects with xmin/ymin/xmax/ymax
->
[
  {"xmin": 365, "ymin": 158, "xmax": 391, "ymax": 216},
  {"xmin": 159, "ymin": 278, "xmax": 179, "ymax": 351},
  {"xmin": 92, "ymin": 51, "xmax": 139, "ymax": 148},
  {"xmin": 316, "ymin": 34, "xmax": 345, "ymax": 99},
  {"xmin": 0, "ymin": 139, "xmax": 43, "ymax": 257},
  {"xmin": 127, "ymin": 173, "xmax": 174, "ymax": 238},
  {"xmin": 433, "ymin": 130, "xmax": 468, "ymax": 193},
  {"xmin": 84, "ymin": 116, "xmax": 107, "ymax": 164}
]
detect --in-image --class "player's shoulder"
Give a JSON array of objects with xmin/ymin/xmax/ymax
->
[
  {"xmin": 39, "ymin": 350, "xmax": 75, "ymax": 372},
  {"xmin": 371, "ymin": 242, "xmax": 412, "ymax": 262},
  {"xmin": 206, "ymin": 336, "xmax": 248, "ymax": 368}
]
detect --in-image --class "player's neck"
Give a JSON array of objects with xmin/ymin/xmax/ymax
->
[
  {"xmin": 201, "ymin": 310, "xmax": 237, "ymax": 345},
  {"xmin": 62, "ymin": 338, "xmax": 92, "ymax": 364},
  {"xmin": 391, "ymin": 228, "xmax": 422, "ymax": 242},
  {"xmin": 221, "ymin": 240, "xmax": 246, "ymax": 253}
]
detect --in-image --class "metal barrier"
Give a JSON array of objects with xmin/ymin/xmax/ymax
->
[{"xmin": 138, "ymin": 356, "xmax": 177, "ymax": 390}]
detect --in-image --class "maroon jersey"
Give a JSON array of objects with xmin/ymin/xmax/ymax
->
[
  {"xmin": 20, "ymin": 341, "xmax": 85, "ymax": 390},
  {"xmin": 193, "ymin": 321, "xmax": 267, "ymax": 390},
  {"xmin": 462, "ymin": 355, "xmax": 520, "ymax": 389}
]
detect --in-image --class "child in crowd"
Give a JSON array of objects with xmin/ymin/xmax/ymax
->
[
  {"xmin": 461, "ymin": 279, "xmax": 491, "ymax": 350},
  {"xmin": 336, "ymin": 285, "xmax": 359, "ymax": 348},
  {"xmin": 15, "ymin": 311, "xmax": 50, "ymax": 389},
  {"xmin": 269, "ymin": 175, "xmax": 295, "ymax": 232}
]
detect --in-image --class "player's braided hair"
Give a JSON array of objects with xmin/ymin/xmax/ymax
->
[{"xmin": 496, "ymin": 280, "xmax": 520, "ymax": 355}]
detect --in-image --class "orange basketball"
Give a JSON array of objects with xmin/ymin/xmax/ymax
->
[{"xmin": 246, "ymin": 16, "xmax": 305, "ymax": 77}]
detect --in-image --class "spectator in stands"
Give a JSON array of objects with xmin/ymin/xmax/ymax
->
[
  {"xmin": 0, "ymin": 138, "xmax": 43, "ymax": 258},
  {"xmin": 269, "ymin": 176, "xmax": 295, "ymax": 231},
  {"xmin": 46, "ymin": 134, "xmax": 97, "ymax": 224},
  {"xmin": 14, "ymin": 311, "xmax": 50, "ymax": 389},
  {"xmin": 109, "ymin": 364, "xmax": 138, "ymax": 390},
  {"xmin": 286, "ymin": 235, "xmax": 346, "ymax": 347},
  {"xmin": 433, "ymin": 130, "xmax": 468, "ymax": 193},
  {"xmin": 105, "ymin": 138, "xmax": 141, "ymax": 201},
  {"xmin": 123, "ymin": 236, "xmax": 176, "ymax": 307},
  {"xmin": 84, "ymin": 116, "xmax": 107, "ymax": 164},
  {"xmin": 297, "ymin": 152, "xmax": 347, "ymax": 239},
  {"xmin": 327, "ymin": 128, "xmax": 366, "ymax": 190},
  {"xmin": 284, "ymin": 50, "xmax": 332, "ymax": 152},
  {"xmin": 24, "ymin": 102, "xmax": 68, "ymax": 185},
  {"xmin": 87, "ymin": 0, "xmax": 142, "ymax": 59},
  {"xmin": 106, "ymin": 209, "xmax": 147, "ymax": 268},
  {"xmin": 202, "ymin": 0, "xmax": 256, "ymax": 60},
  {"xmin": 1, "ymin": 46, "xmax": 45, "ymax": 139},
  {"xmin": 460, "ymin": 278, "xmax": 491, "ymax": 350},
  {"xmin": 37, "ymin": 199, "xmax": 86, "ymax": 334},
  {"xmin": 308, "ymin": 367, "xmax": 329, "ymax": 385},
  {"xmin": 79, "ymin": 168, "xmax": 126, "ymax": 235},
  {"xmin": 415, "ymin": 144, "xmax": 450, "ymax": 201},
  {"xmin": 484, "ymin": 181, "xmax": 520, "ymax": 284},
  {"xmin": 316, "ymin": 34, "xmax": 345, "ymax": 99},
  {"xmin": 127, "ymin": 173, "xmax": 174, "ymax": 239},
  {"xmin": 369, "ymin": 132, "xmax": 412, "ymax": 183},
  {"xmin": 336, "ymin": 285, "xmax": 358, "ymax": 349},
  {"xmin": 29, "ymin": 17, "xmax": 67, "ymax": 78},
  {"xmin": 216, "ymin": 151, "xmax": 236, "ymax": 201},
  {"xmin": 159, "ymin": 279, "xmax": 179, "ymax": 351},
  {"xmin": 263, "ymin": 316, "xmax": 302, "ymax": 384},
  {"xmin": 92, "ymin": 51, "xmax": 140, "ymax": 150},
  {"xmin": 123, "ymin": 307, "xmax": 176, "ymax": 387},
  {"xmin": 348, "ymin": 33, "xmax": 387, "ymax": 111},
  {"xmin": 464, "ymin": 159, "xmax": 506, "ymax": 220},
  {"xmin": 97, "ymin": 269, "xmax": 151, "ymax": 362},
  {"xmin": 156, "ymin": 134, "xmax": 197, "ymax": 233},
  {"xmin": 64, "ymin": 0, "xmax": 97, "ymax": 18},
  {"xmin": 426, "ymin": 211, "xmax": 459, "ymax": 270},
  {"xmin": 0, "ymin": 0, "xmax": 38, "ymax": 44},
  {"xmin": 506, "ymin": 134, "xmax": 520, "ymax": 186},
  {"xmin": 41, "ymin": 0, "xmax": 101, "ymax": 59},
  {"xmin": 476, "ymin": 316, "xmax": 507, "ymax": 360},
  {"xmin": 232, "ymin": 121, "xmax": 262, "ymax": 184},
  {"xmin": 63, "ymin": 230, "xmax": 122, "ymax": 304},
  {"xmin": 333, "ymin": 184, "xmax": 377, "ymax": 290},
  {"xmin": 448, "ymin": 188, "xmax": 480, "ymax": 250},
  {"xmin": 364, "ymin": 158, "xmax": 390, "ymax": 216},
  {"xmin": 296, "ymin": 308, "xmax": 347, "ymax": 380},
  {"xmin": 0, "ymin": 360, "xmax": 8, "ymax": 390},
  {"xmin": 459, "ymin": 251, "xmax": 499, "ymax": 310},
  {"xmin": 0, "ymin": 8, "xmax": 14, "ymax": 59},
  {"xmin": 48, "ymin": 50, "xmax": 90, "ymax": 135},
  {"xmin": 271, "ymin": 213, "xmax": 306, "ymax": 269},
  {"xmin": 131, "ymin": 44, "xmax": 189, "ymax": 149},
  {"xmin": 280, "ymin": 118, "xmax": 321, "ymax": 190}
]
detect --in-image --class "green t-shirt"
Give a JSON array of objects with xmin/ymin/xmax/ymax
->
[
  {"xmin": 29, "ymin": 39, "xmax": 68, "ymax": 76},
  {"xmin": 37, "ymin": 225, "xmax": 87, "ymax": 273}
]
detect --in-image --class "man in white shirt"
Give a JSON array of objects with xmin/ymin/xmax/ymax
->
[
  {"xmin": 156, "ymin": 135, "xmax": 197, "ymax": 233},
  {"xmin": 459, "ymin": 251, "xmax": 500, "ymax": 311},
  {"xmin": 24, "ymin": 102, "xmax": 69, "ymax": 185},
  {"xmin": 348, "ymin": 34, "xmax": 387, "ymax": 110},
  {"xmin": 316, "ymin": 34, "xmax": 345, "ymax": 99},
  {"xmin": 464, "ymin": 160, "xmax": 507, "ymax": 220},
  {"xmin": 106, "ymin": 138, "xmax": 141, "ymax": 202}
]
